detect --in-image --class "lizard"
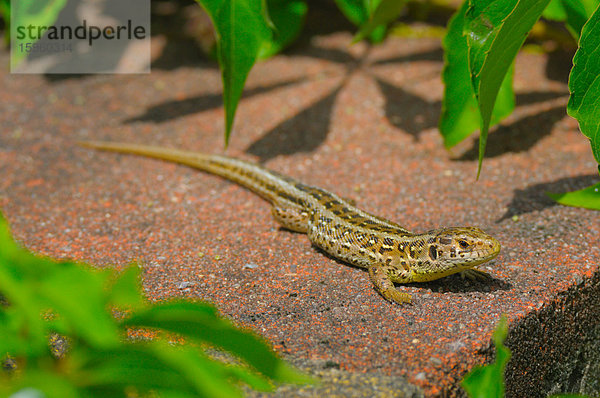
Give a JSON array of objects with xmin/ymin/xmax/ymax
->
[{"xmin": 79, "ymin": 141, "xmax": 501, "ymax": 304}]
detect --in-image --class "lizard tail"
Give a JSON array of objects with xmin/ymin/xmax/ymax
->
[
  {"xmin": 78, "ymin": 140, "xmax": 297, "ymax": 204},
  {"xmin": 78, "ymin": 140, "xmax": 214, "ymax": 166}
]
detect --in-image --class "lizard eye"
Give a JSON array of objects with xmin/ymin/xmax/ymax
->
[{"xmin": 458, "ymin": 240, "xmax": 469, "ymax": 249}]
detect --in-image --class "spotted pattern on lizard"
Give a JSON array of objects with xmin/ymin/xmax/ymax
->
[{"xmin": 80, "ymin": 141, "xmax": 501, "ymax": 304}]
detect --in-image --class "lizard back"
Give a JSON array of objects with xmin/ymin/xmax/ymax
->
[{"xmin": 80, "ymin": 140, "xmax": 501, "ymax": 304}]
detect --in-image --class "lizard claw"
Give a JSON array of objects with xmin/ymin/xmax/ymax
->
[
  {"xmin": 383, "ymin": 288, "xmax": 412, "ymax": 305},
  {"xmin": 460, "ymin": 269, "xmax": 491, "ymax": 281}
]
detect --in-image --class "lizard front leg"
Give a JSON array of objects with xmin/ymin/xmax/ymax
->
[
  {"xmin": 460, "ymin": 269, "xmax": 491, "ymax": 280},
  {"xmin": 368, "ymin": 263, "xmax": 412, "ymax": 304}
]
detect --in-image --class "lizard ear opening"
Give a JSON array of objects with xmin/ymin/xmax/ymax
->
[{"xmin": 428, "ymin": 245, "xmax": 438, "ymax": 260}]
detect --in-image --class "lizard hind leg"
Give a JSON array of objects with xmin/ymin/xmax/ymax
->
[{"xmin": 270, "ymin": 203, "xmax": 310, "ymax": 233}]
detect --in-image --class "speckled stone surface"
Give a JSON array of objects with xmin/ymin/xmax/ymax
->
[{"xmin": 1, "ymin": 6, "xmax": 599, "ymax": 397}]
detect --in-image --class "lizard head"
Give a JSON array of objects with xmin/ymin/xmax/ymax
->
[
  {"xmin": 426, "ymin": 227, "xmax": 501, "ymax": 270},
  {"xmin": 391, "ymin": 227, "xmax": 501, "ymax": 283}
]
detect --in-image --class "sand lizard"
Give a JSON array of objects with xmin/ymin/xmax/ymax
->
[{"xmin": 80, "ymin": 141, "xmax": 501, "ymax": 304}]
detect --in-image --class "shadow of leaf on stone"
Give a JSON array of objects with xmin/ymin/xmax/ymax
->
[
  {"xmin": 124, "ymin": 77, "xmax": 306, "ymax": 124},
  {"xmin": 545, "ymin": 48, "xmax": 576, "ymax": 84},
  {"xmin": 457, "ymin": 104, "xmax": 568, "ymax": 161},
  {"xmin": 370, "ymin": 47, "xmax": 444, "ymax": 67},
  {"xmin": 514, "ymin": 90, "xmax": 569, "ymax": 106},
  {"xmin": 294, "ymin": 45, "xmax": 357, "ymax": 65},
  {"xmin": 374, "ymin": 76, "xmax": 441, "ymax": 139},
  {"xmin": 150, "ymin": 38, "xmax": 211, "ymax": 71},
  {"xmin": 498, "ymin": 174, "xmax": 600, "ymax": 222},
  {"xmin": 246, "ymin": 84, "xmax": 343, "ymax": 162}
]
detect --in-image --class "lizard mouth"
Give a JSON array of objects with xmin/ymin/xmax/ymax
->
[
  {"xmin": 466, "ymin": 237, "xmax": 501, "ymax": 261},
  {"xmin": 460, "ymin": 245, "xmax": 500, "ymax": 267}
]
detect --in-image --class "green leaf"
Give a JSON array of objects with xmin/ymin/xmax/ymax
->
[
  {"xmin": 225, "ymin": 365, "xmax": 275, "ymax": 391},
  {"xmin": 0, "ymin": 214, "xmax": 120, "ymax": 350},
  {"xmin": 352, "ymin": 0, "xmax": 409, "ymax": 43},
  {"xmin": 0, "ymin": 0, "xmax": 9, "ymax": 19},
  {"xmin": 155, "ymin": 344, "xmax": 246, "ymax": 398},
  {"xmin": 10, "ymin": 0, "xmax": 69, "ymax": 68},
  {"xmin": 579, "ymin": 0, "xmax": 600, "ymax": 15},
  {"xmin": 334, "ymin": 0, "xmax": 388, "ymax": 42},
  {"xmin": 334, "ymin": 0, "xmax": 369, "ymax": 25},
  {"xmin": 38, "ymin": 264, "xmax": 120, "ymax": 348},
  {"xmin": 547, "ymin": 183, "xmax": 600, "ymax": 210},
  {"xmin": 123, "ymin": 301, "xmax": 312, "ymax": 384},
  {"xmin": 0, "ymin": 211, "xmax": 310, "ymax": 397},
  {"xmin": 462, "ymin": 315, "xmax": 511, "ymax": 398},
  {"xmin": 562, "ymin": 0, "xmax": 599, "ymax": 39},
  {"xmin": 195, "ymin": 0, "xmax": 272, "ymax": 145},
  {"xmin": 567, "ymin": 2, "xmax": 600, "ymax": 165},
  {"xmin": 258, "ymin": 0, "xmax": 307, "ymax": 59},
  {"xmin": 79, "ymin": 343, "xmax": 279, "ymax": 397},
  {"xmin": 440, "ymin": 1, "xmax": 515, "ymax": 148},
  {"xmin": 0, "ymin": 307, "xmax": 46, "ymax": 356},
  {"xmin": 465, "ymin": 0, "xmax": 551, "ymax": 178},
  {"xmin": 543, "ymin": 0, "xmax": 567, "ymax": 20},
  {"xmin": 104, "ymin": 265, "xmax": 145, "ymax": 310},
  {"xmin": 81, "ymin": 344, "xmax": 247, "ymax": 398},
  {"xmin": 6, "ymin": 373, "xmax": 80, "ymax": 398},
  {"xmin": 0, "ymin": 0, "xmax": 10, "ymax": 45},
  {"xmin": 0, "ymin": 216, "xmax": 58, "ymax": 352},
  {"xmin": 543, "ymin": 0, "xmax": 600, "ymax": 39}
]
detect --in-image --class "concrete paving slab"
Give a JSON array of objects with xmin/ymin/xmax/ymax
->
[{"xmin": 1, "ymin": 7, "xmax": 599, "ymax": 397}]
